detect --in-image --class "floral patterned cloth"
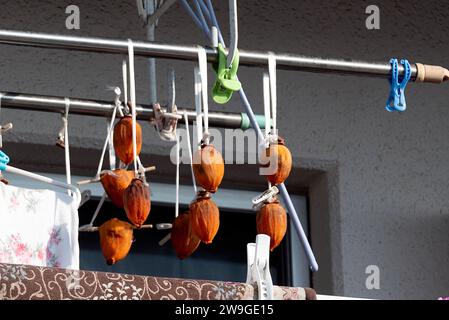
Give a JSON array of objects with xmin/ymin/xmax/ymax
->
[
  {"xmin": 0, "ymin": 183, "xmax": 79, "ymax": 269},
  {"xmin": 0, "ymin": 263, "xmax": 316, "ymax": 300}
]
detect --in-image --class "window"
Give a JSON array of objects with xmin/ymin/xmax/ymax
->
[
  {"xmin": 6, "ymin": 172, "xmax": 310, "ymax": 287},
  {"xmin": 79, "ymin": 201, "xmax": 290, "ymax": 284}
]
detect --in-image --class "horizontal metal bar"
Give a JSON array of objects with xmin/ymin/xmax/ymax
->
[
  {"xmin": 0, "ymin": 29, "xmax": 417, "ymax": 79},
  {"xmin": 0, "ymin": 92, "xmax": 243, "ymax": 129}
]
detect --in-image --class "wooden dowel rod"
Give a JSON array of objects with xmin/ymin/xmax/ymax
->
[{"xmin": 77, "ymin": 166, "xmax": 156, "ymax": 186}]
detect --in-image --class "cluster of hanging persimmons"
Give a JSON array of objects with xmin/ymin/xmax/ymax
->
[
  {"xmin": 171, "ymin": 142, "xmax": 223, "ymax": 259},
  {"xmin": 98, "ymin": 114, "xmax": 150, "ymax": 265},
  {"xmin": 97, "ymin": 113, "xmax": 292, "ymax": 264},
  {"xmin": 259, "ymin": 136, "xmax": 292, "ymax": 251}
]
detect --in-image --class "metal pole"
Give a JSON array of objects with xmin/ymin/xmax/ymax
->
[
  {"xmin": 146, "ymin": 0, "xmax": 177, "ymax": 27},
  {"xmin": 0, "ymin": 29, "xmax": 419, "ymax": 79},
  {"xmin": 146, "ymin": 0, "xmax": 158, "ymax": 104},
  {"xmin": 0, "ymin": 92, "xmax": 244, "ymax": 129}
]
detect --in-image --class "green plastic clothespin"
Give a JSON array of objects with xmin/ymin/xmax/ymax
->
[{"xmin": 212, "ymin": 43, "xmax": 242, "ymax": 104}]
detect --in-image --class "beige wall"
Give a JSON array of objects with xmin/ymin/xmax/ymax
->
[{"xmin": 0, "ymin": 0, "xmax": 448, "ymax": 299}]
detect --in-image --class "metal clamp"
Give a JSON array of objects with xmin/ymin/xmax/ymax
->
[
  {"xmin": 246, "ymin": 234, "xmax": 273, "ymax": 300},
  {"xmin": 386, "ymin": 58, "xmax": 411, "ymax": 112},
  {"xmin": 0, "ymin": 122, "xmax": 12, "ymax": 149},
  {"xmin": 251, "ymin": 185, "xmax": 279, "ymax": 210},
  {"xmin": 151, "ymin": 103, "xmax": 179, "ymax": 141},
  {"xmin": 150, "ymin": 68, "xmax": 179, "ymax": 142},
  {"xmin": 56, "ymin": 117, "xmax": 66, "ymax": 148}
]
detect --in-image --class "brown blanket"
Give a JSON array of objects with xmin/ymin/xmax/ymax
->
[{"xmin": 0, "ymin": 263, "xmax": 316, "ymax": 300}]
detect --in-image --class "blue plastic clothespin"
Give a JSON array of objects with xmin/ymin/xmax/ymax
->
[
  {"xmin": 386, "ymin": 58, "xmax": 411, "ymax": 112},
  {"xmin": 0, "ymin": 150, "xmax": 10, "ymax": 171}
]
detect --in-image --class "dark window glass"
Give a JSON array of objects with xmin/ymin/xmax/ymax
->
[{"xmin": 79, "ymin": 199, "xmax": 292, "ymax": 286}]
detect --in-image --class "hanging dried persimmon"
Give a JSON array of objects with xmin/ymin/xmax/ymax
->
[
  {"xmin": 100, "ymin": 169, "xmax": 135, "ymax": 208},
  {"xmin": 192, "ymin": 144, "xmax": 224, "ymax": 193},
  {"xmin": 263, "ymin": 137, "xmax": 292, "ymax": 185},
  {"xmin": 171, "ymin": 212, "xmax": 201, "ymax": 259},
  {"xmin": 189, "ymin": 191, "xmax": 220, "ymax": 244},
  {"xmin": 113, "ymin": 115, "xmax": 142, "ymax": 165},
  {"xmin": 256, "ymin": 197, "xmax": 287, "ymax": 251},
  {"xmin": 99, "ymin": 218, "xmax": 133, "ymax": 265},
  {"xmin": 123, "ymin": 178, "xmax": 151, "ymax": 228}
]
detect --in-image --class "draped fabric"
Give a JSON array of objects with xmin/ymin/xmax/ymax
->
[
  {"xmin": 0, "ymin": 263, "xmax": 316, "ymax": 300},
  {"xmin": 0, "ymin": 183, "xmax": 79, "ymax": 269}
]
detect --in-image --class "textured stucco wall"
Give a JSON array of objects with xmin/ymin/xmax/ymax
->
[{"xmin": 0, "ymin": 0, "xmax": 448, "ymax": 299}]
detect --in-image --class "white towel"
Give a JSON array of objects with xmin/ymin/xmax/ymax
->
[{"xmin": 0, "ymin": 183, "xmax": 79, "ymax": 270}]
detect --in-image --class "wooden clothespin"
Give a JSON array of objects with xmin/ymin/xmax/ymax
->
[
  {"xmin": 79, "ymin": 223, "xmax": 154, "ymax": 232},
  {"xmin": 77, "ymin": 166, "xmax": 156, "ymax": 186}
]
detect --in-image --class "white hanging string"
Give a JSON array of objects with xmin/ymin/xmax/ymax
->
[
  {"xmin": 227, "ymin": 0, "xmax": 239, "ymax": 68},
  {"xmin": 128, "ymin": 39, "xmax": 138, "ymax": 176},
  {"xmin": 184, "ymin": 112, "xmax": 197, "ymax": 194},
  {"xmin": 0, "ymin": 93, "xmax": 3, "ymax": 121},
  {"xmin": 194, "ymin": 67, "xmax": 203, "ymax": 150},
  {"xmin": 122, "ymin": 60, "xmax": 128, "ymax": 110},
  {"xmin": 197, "ymin": 46, "xmax": 209, "ymax": 145},
  {"xmin": 0, "ymin": 93, "xmax": 3, "ymax": 148},
  {"xmin": 268, "ymin": 53, "xmax": 277, "ymax": 141},
  {"xmin": 261, "ymin": 54, "xmax": 278, "ymax": 191},
  {"xmin": 157, "ymin": 120, "xmax": 180, "ymax": 247},
  {"xmin": 95, "ymin": 100, "xmax": 119, "ymax": 179},
  {"xmin": 108, "ymin": 88, "xmax": 121, "ymax": 170},
  {"xmin": 169, "ymin": 67, "xmax": 176, "ymax": 111},
  {"xmin": 175, "ymin": 130, "xmax": 180, "ymax": 218},
  {"xmin": 107, "ymin": 120, "xmax": 116, "ymax": 171},
  {"xmin": 263, "ymin": 73, "xmax": 271, "ymax": 149},
  {"xmin": 136, "ymin": 155, "xmax": 148, "ymax": 184},
  {"xmin": 63, "ymin": 98, "xmax": 72, "ymax": 196}
]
